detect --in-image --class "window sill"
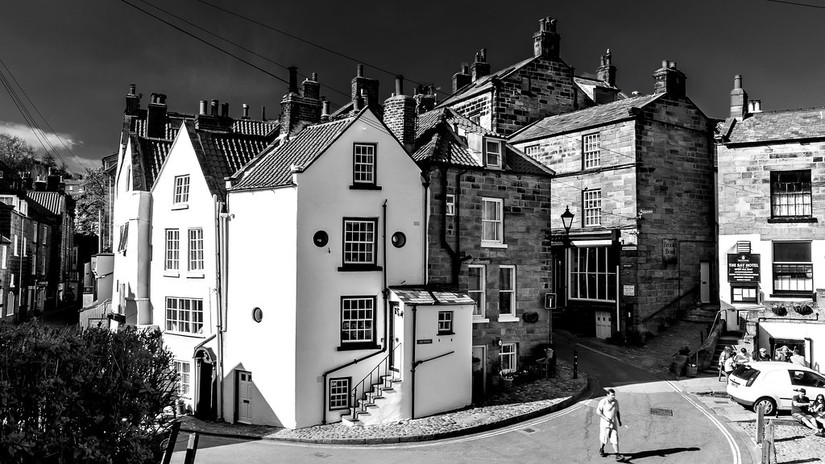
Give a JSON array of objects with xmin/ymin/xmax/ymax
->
[
  {"xmin": 769, "ymin": 293, "xmax": 813, "ymax": 299},
  {"xmin": 349, "ymin": 184, "xmax": 382, "ymax": 190},
  {"xmin": 163, "ymin": 270, "xmax": 180, "ymax": 278},
  {"xmin": 481, "ymin": 242, "xmax": 508, "ymax": 249},
  {"xmin": 187, "ymin": 272, "xmax": 205, "ymax": 279},
  {"xmin": 163, "ymin": 331, "xmax": 205, "ymax": 339},
  {"xmin": 337, "ymin": 343, "xmax": 380, "ymax": 351},
  {"xmin": 338, "ymin": 265, "xmax": 383, "ymax": 272},
  {"xmin": 497, "ymin": 315, "xmax": 520, "ymax": 323},
  {"xmin": 438, "ymin": 331, "xmax": 455, "ymax": 336},
  {"xmin": 171, "ymin": 203, "xmax": 189, "ymax": 211},
  {"xmin": 767, "ymin": 217, "xmax": 817, "ymax": 223},
  {"xmin": 472, "ymin": 317, "xmax": 490, "ymax": 324}
]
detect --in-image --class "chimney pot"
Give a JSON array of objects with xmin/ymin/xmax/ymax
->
[
  {"xmin": 242, "ymin": 103, "xmax": 249, "ymax": 119},
  {"xmin": 288, "ymin": 66, "xmax": 298, "ymax": 94},
  {"xmin": 311, "ymin": 72, "xmax": 318, "ymax": 81},
  {"xmin": 357, "ymin": 64, "xmax": 364, "ymax": 78},
  {"xmin": 129, "ymin": 84, "xmax": 136, "ymax": 95},
  {"xmin": 261, "ymin": 105, "xmax": 267, "ymax": 120},
  {"xmin": 199, "ymin": 100, "xmax": 208, "ymax": 115},
  {"xmin": 211, "ymin": 100, "xmax": 219, "ymax": 116},
  {"xmin": 221, "ymin": 102, "xmax": 229, "ymax": 118},
  {"xmin": 734, "ymin": 74, "xmax": 742, "ymax": 90},
  {"xmin": 395, "ymin": 75, "xmax": 404, "ymax": 96}
]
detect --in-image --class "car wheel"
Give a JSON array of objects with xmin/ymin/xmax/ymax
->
[{"xmin": 753, "ymin": 397, "xmax": 776, "ymax": 416}]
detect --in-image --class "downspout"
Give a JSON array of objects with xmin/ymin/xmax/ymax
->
[
  {"xmin": 422, "ymin": 173, "xmax": 430, "ymax": 284},
  {"xmin": 440, "ymin": 167, "xmax": 471, "ymax": 285},
  {"xmin": 213, "ymin": 194, "xmax": 229, "ymax": 421},
  {"xmin": 383, "ymin": 199, "xmax": 389, "ymax": 351},
  {"xmin": 411, "ymin": 305, "xmax": 417, "ymax": 418}
]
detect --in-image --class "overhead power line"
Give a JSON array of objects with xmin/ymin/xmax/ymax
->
[{"xmin": 765, "ymin": 0, "xmax": 825, "ymax": 9}]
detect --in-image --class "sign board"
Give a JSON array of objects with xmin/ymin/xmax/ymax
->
[
  {"xmin": 622, "ymin": 246, "xmax": 637, "ymax": 251},
  {"xmin": 416, "ymin": 339, "xmax": 433, "ymax": 345},
  {"xmin": 727, "ymin": 253, "xmax": 760, "ymax": 283},
  {"xmin": 623, "ymin": 285, "xmax": 635, "ymax": 297},
  {"xmin": 620, "ymin": 229, "xmax": 638, "ymax": 246},
  {"xmin": 663, "ymin": 239, "xmax": 677, "ymax": 264},
  {"xmin": 544, "ymin": 293, "xmax": 556, "ymax": 309}
]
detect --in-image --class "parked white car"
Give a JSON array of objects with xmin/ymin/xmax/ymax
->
[{"xmin": 727, "ymin": 361, "xmax": 825, "ymax": 415}]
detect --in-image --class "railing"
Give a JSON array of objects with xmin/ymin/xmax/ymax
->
[{"xmin": 348, "ymin": 343, "xmax": 401, "ymax": 418}]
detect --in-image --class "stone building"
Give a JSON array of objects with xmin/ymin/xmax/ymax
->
[
  {"xmin": 715, "ymin": 75, "xmax": 825, "ymax": 317},
  {"xmin": 439, "ymin": 17, "xmax": 622, "ymax": 136},
  {"xmin": 384, "ymin": 78, "xmax": 555, "ymax": 399},
  {"xmin": 510, "ymin": 61, "xmax": 716, "ymax": 338}
]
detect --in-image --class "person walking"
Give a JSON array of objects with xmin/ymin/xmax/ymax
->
[{"xmin": 597, "ymin": 388, "xmax": 625, "ymax": 460}]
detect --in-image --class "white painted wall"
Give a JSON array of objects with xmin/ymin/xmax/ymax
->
[
  {"xmin": 149, "ymin": 128, "xmax": 219, "ymax": 411},
  {"xmin": 223, "ymin": 187, "xmax": 299, "ymax": 427}
]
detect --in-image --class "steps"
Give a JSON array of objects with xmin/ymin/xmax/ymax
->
[
  {"xmin": 340, "ymin": 375, "xmax": 402, "ymax": 427},
  {"xmin": 701, "ymin": 331, "xmax": 744, "ymax": 376}
]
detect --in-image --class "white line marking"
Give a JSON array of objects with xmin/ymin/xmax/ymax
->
[
  {"xmin": 665, "ymin": 380, "xmax": 742, "ymax": 464},
  {"xmin": 575, "ymin": 342, "xmax": 625, "ymax": 363}
]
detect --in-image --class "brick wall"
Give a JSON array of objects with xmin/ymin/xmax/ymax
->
[{"xmin": 426, "ymin": 164, "xmax": 553, "ymax": 367}]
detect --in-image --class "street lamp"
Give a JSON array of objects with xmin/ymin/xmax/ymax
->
[
  {"xmin": 560, "ymin": 206, "xmax": 574, "ymax": 237},
  {"xmin": 559, "ymin": 206, "xmax": 576, "ymax": 377}
]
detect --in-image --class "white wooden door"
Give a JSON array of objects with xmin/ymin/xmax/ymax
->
[
  {"xmin": 700, "ymin": 261, "xmax": 710, "ymax": 303},
  {"xmin": 595, "ymin": 311, "xmax": 612, "ymax": 339},
  {"xmin": 237, "ymin": 371, "xmax": 252, "ymax": 424}
]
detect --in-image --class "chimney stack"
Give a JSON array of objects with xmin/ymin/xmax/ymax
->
[
  {"xmin": 596, "ymin": 49, "xmax": 617, "ymax": 86},
  {"xmin": 452, "ymin": 63, "xmax": 471, "ymax": 92},
  {"xmin": 125, "ymin": 84, "xmax": 140, "ymax": 116},
  {"xmin": 532, "ymin": 17, "xmax": 560, "ymax": 59},
  {"xmin": 471, "ymin": 49, "xmax": 491, "ymax": 82},
  {"xmin": 350, "ymin": 64, "xmax": 380, "ymax": 112},
  {"xmin": 280, "ymin": 66, "xmax": 322, "ymax": 134},
  {"xmin": 383, "ymin": 75, "xmax": 416, "ymax": 152},
  {"xmin": 146, "ymin": 92, "xmax": 168, "ymax": 139},
  {"xmin": 652, "ymin": 60, "xmax": 686, "ymax": 98},
  {"xmin": 730, "ymin": 74, "xmax": 749, "ymax": 120}
]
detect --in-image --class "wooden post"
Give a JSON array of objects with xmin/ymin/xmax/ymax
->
[
  {"xmin": 761, "ymin": 420, "xmax": 775, "ymax": 464},
  {"xmin": 756, "ymin": 403, "xmax": 764, "ymax": 444},
  {"xmin": 183, "ymin": 432, "xmax": 199, "ymax": 464},
  {"xmin": 160, "ymin": 420, "xmax": 181, "ymax": 464}
]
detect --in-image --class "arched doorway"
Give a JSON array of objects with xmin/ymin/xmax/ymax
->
[{"xmin": 193, "ymin": 348, "xmax": 217, "ymax": 420}]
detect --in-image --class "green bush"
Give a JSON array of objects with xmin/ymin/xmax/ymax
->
[{"xmin": 0, "ymin": 322, "xmax": 179, "ymax": 464}]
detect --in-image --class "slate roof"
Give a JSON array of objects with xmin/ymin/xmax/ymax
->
[
  {"xmin": 510, "ymin": 93, "xmax": 663, "ymax": 143},
  {"xmin": 721, "ymin": 107, "xmax": 825, "ymax": 145},
  {"xmin": 390, "ymin": 286, "xmax": 474, "ymax": 305},
  {"xmin": 230, "ymin": 116, "xmax": 356, "ymax": 191},
  {"xmin": 232, "ymin": 119, "xmax": 279, "ymax": 137},
  {"xmin": 135, "ymin": 136, "xmax": 173, "ymax": 190},
  {"xmin": 414, "ymin": 108, "xmax": 554, "ymax": 176},
  {"xmin": 437, "ymin": 56, "xmax": 537, "ymax": 107},
  {"xmin": 573, "ymin": 75, "xmax": 626, "ymax": 103}
]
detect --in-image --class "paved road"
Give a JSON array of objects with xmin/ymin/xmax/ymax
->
[{"xmin": 172, "ymin": 338, "xmax": 753, "ymax": 464}]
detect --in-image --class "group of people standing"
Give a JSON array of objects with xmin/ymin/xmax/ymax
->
[{"xmin": 718, "ymin": 344, "xmax": 809, "ymax": 381}]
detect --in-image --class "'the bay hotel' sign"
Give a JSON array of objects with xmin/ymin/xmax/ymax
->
[{"xmin": 727, "ymin": 253, "xmax": 760, "ymax": 283}]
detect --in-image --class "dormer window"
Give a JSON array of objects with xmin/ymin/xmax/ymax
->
[
  {"xmin": 351, "ymin": 143, "xmax": 381, "ymax": 190},
  {"xmin": 484, "ymin": 139, "xmax": 502, "ymax": 168}
]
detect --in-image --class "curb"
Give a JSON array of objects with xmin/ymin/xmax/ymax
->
[{"xmin": 180, "ymin": 376, "xmax": 595, "ymax": 445}]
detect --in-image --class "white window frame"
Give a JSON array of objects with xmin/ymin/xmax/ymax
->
[
  {"xmin": 772, "ymin": 241, "xmax": 813, "ymax": 295},
  {"xmin": 569, "ymin": 246, "xmax": 617, "ymax": 302},
  {"xmin": 437, "ymin": 311, "xmax": 454, "ymax": 334},
  {"xmin": 329, "ymin": 377, "xmax": 351, "ymax": 410},
  {"xmin": 165, "ymin": 297, "xmax": 204, "ymax": 334},
  {"xmin": 1, "ymin": 245, "xmax": 6, "ymax": 270},
  {"xmin": 165, "ymin": 229, "xmax": 180, "ymax": 272},
  {"xmin": 484, "ymin": 139, "xmax": 502, "ymax": 168},
  {"xmin": 498, "ymin": 265, "xmax": 518, "ymax": 321},
  {"xmin": 340, "ymin": 296, "xmax": 376, "ymax": 346},
  {"xmin": 13, "ymin": 235, "xmax": 18, "ymax": 257},
  {"xmin": 481, "ymin": 197, "xmax": 505, "ymax": 247},
  {"xmin": 22, "ymin": 237, "xmax": 27, "ymax": 257},
  {"xmin": 174, "ymin": 360, "xmax": 191, "ymax": 399},
  {"xmin": 583, "ymin": 190, "xmax": 602, "ymax": 226},
  {"xmin": 524, "ymin": 144, "xmax": 542, "ymax": 158},
  {"xmin": 469, "ymin": 264, "xmax": 487, "ymax": 321},
  {"xmin": 188, "ymin": 228, "xmax": 204, "ymax": 272},
  {"xmin": 173, "ymin": 175, "xmax": 190, "ymax": 206},
  {"xmin": 352, "ymin": 143, "xmax": 376, "ymax": 186},
  {"xmin": 499, "ymin": 342, "xmax": 517, "ymax": 373},
  {"xmin": 446, "ymin": 194, "xmax": 455, "ymax": 216},
  {"xmin": 342, "ymin": 218, "xmax": 377, "ymax": 267},
  {"xmin": 583, "ymin": 133, "xmax": 601, "ymax": 169}
]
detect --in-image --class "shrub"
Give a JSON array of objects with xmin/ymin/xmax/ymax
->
[
  {"xmin": 794, "ymin": 304, "xmax": 814, "ymax": 316},
  {"xmin": 0, "ymin": 322, "xmax": 179, "ymax": 464},
  {"xmin": 771, "ymin": 305, "xmax": 788, "ymax": 317}
]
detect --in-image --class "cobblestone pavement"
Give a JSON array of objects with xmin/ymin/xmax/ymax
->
[
  {"xmin": 179, "ymin": 361, "xmax": 589, "ymax": 444},
  {"xmin": 739, "ymin": 420, "xmax": 825, "ymax": 463}
]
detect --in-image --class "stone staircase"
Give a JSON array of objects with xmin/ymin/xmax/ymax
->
[
  {"xmin": 701, "ymin": 330, "xmax": 745, "ymax": 377},
  {"xmin": 340, "ymin": 374, "xmax": 403, "ymax": 427}
]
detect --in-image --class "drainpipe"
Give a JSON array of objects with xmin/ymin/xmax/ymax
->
[
  {"xmin": 383, "ymin": 199, "xmax": 389, "ymax": 350},
  {"xmin": 440, "ymin": 167, "xmax": 471, "ymax": 285},
  {"xmin": 410, "ymin": 305, "xmax": 417, "ymax": 418},
  {"xmin": 213, "ymin": 194, "xmax": 230, "ymax": 421}
]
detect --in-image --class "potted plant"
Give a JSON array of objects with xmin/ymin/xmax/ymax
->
[{"xmin": 499, "ymin": 369, "xmax": 515, "ymax": 389}]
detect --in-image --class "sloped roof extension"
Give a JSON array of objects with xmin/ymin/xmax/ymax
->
[{"xmin": 722, "ymin": 107, "xmax": 825, "ymax": 145}]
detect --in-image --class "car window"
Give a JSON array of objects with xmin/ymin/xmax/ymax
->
[
  {"xmin": 790, "ymin": 370, "xmax": 822, "ymax": 388},
  {"xmin": 733, "ymin": 366, "xmax": 759, "ymax": 381}
]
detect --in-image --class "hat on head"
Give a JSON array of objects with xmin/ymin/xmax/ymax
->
[
  {"xmin": 759, "ymin": 348, "xmax": 767, "ymax": 352},
  {"xmin": 799, "ymin": 388, "xmax": 807, "ymax": 393}
]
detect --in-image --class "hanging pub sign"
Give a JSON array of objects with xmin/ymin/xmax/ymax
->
[
  {"xmin": 727, "ymin": 253, "xmax": 760, "ymax": 283},
  {"xmin": 662, "ymin": 239, "xmax": 677, "ymax": 264}
]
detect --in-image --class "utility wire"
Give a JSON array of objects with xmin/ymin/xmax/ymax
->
[
  {"xmin": 197, "ymin": 0, "xmax": 445, "ymax": 96},
  {"xmin": 0, "ymin": 67, "xmax": 63, "ymax": 165},
  {"xmin": 134, "ymin": 0, "xmax": 352, "ymax": 103},
  {"xmin": 765, "ymin": 0, "xmax": 825, "ymax": 9}
]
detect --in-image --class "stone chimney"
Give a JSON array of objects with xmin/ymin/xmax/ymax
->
[
  {"xmin": 597, "ymin": 49, "xmax": 616, "ymax": 86},
  {"xmin": 351, "ymin": 64, "xmax": 380, "ymax": 112},
  {"xmin": 652, "ymin": 60, "xmax": 686, "ymax": 98},
  {"xmin": 453, "ymin": 63, "xmax": 471, "ymax": 92},
  {"xmin": 280, "ymin": 67, "xmax": 322, "ymax": 135},
  {"xmin": 415, "ymin": 85, "xmax": 438, "ymax": 114},
  {"xmin": 383, "ymin": 75, "xmax": 416, "ymax": 151},
  {"xmin": 196, "ymin": 98, "xmax": 233, "ymax": 132},
  {"xmin": 146, "ymin": 93, "xmax": 167, "ymax": 139},
  {"xmin": 125, "ymin": 84, "xmax": 140, "ymax": 116},
  {"xmin": 532, "ymin": 17, "xmax": 560, "ymax": 59},
  {"xmin": 471, "ymin": 49, "xmax": 491, "ymax": 82},
  {"xmin": 730, "ymin": 74, "xmax": 749, "ymax": 120}
]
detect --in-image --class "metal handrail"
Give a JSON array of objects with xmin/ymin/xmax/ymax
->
[{"xmin": 349, "ymin": 342, "xmax": 401, "ymax": 413}]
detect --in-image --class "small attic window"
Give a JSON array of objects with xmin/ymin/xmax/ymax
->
[{"xmin": 484, "ymin": 139, "xmax": 502, "ymax": 169}]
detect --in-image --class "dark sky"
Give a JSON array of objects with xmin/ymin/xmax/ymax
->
[{"xmin": 1, "ymin": 0, "xmax": 823, "ymax": 173}]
